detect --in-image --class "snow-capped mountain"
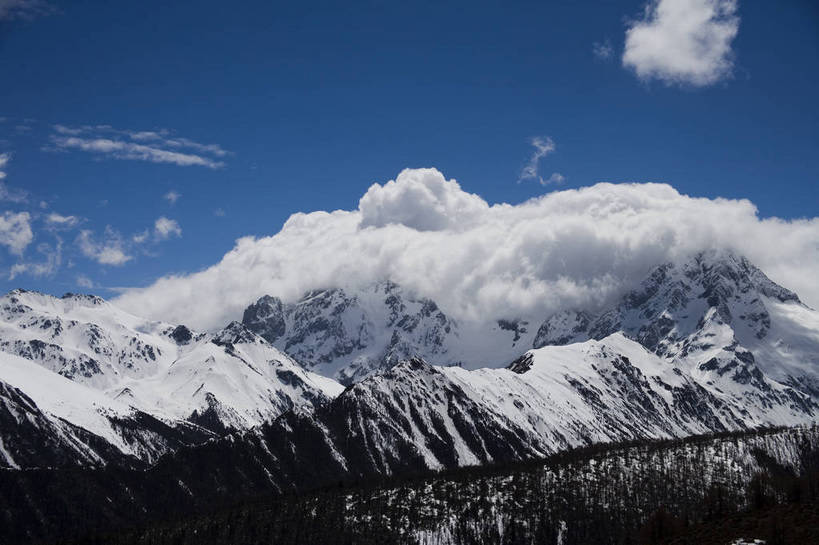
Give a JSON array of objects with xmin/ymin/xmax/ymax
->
[
  {"xmin": 0, "ymin": 289, "xmax": 179, "ymax": 389},
  {"xmin": 533, "ymin": 251, "xmax": 819, "ymax": 397},
  {"xmin": 242, "ymin": 282, "xmax": 461, "ymax": 383},
  {"xmin": 114, "ymin": 321, "xmax": 343, "ymax": 431},
  {"xmin": 242, "ymin": 282, "xmax": 535, "ymax": 383},
  {"xmin": 1, "ymin": 251, "xmax": 817, "ymax": 478},
  {"xmin": 0, "ymin": 290, "xmax": 344, "ymax": 466}
]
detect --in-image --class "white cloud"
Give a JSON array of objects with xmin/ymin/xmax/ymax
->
[
  {"xmin": 519, "ymin": 137, "xmax": 562, "ymax": 185},
  {"xmin": 52, "ymin": 136, "xmax": 225, "ymax": 169},
  {"xmin": 132, "ymin": 230, "xmax": 150, "ymax": 244},
  {"xmin": 45, "ymin": 212, "xmax": 80, "ymax": 229},
  {"xmin": 0, "ymin": 153, "xmax": 29, "ymax": 203},
  {"xmin": 623, "ymin": 0, "xmax": 739, "ymax": 86},
  {"xmin": 593, "ymin": 40, "xmax": 614, "ymax": 60},
  {"xmin": 214, "ymin": 208, "xmax": 226, "ymax": 217},
  {"xmin": 76, "ymin": 274, "xmax": 94, "ymax": 289},
  {"xmin": 154, "ymin": 217, "xmax": 182, "ymax": 240},
  {"xmin": 113, "ymin": 168, "xmax": 819, "ymax": 333},
  {"xmin": 0, "ymin": 211, "xmax": 33, "ymax": 255},
  {"xmin": 359, "ymin": 168, "xmax": 488, "ymax": 231},
  {"xmin": 48, "ymin": 125, "xmax": 229, "ymax": 169},
  {"xmin": 76, "ymin": 228, "xmax": 132, "ymax": 266},
  {"xmin": 164, "ymin": 190, "xmax": 181, "ymax": 205},
  {"xmin": 544, "ymin": 172, "xmax": 565, "ymax": 186}
]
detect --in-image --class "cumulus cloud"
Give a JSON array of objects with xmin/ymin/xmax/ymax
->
[
  {"xmin": 113, "ymin": 168, "xmax": 819, "ymax": 334},
  {"xmin": 48, "ymin": 125, "xmax": 228, "ymax": 169},
  {"xmin": 359, "ymin": 168, "xmax": 488, "ymax": 231},
  {"xmin": 623, "ymin": 0, "xmax": 739, "ymax": 86},
  {"xmin": 154, "ymin": 217, "xmax": 182, "ymax": 240},
  {"xmin": 0, "ymin": 211, "xmax": 34, "ymax": 255},
  {"xmin": 164, "ymin": 190, "xmax": 181, "ymax": 205},
  {"xmin": 76, "ymin": 228, "xmax": 132, "ymax": 266}
]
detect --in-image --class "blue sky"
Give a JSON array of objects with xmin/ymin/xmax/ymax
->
[{"xmin": 1, "ymin": 0, "xmax": 817, "ymax": 300}]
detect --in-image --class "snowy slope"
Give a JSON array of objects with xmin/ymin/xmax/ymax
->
[
  {"xmin": 115, "ymin": 321, "xmax": 344, "ymax": 430},
  {"xmin": 0, "ymin": 351, "xmax": 209, "ymax": 468},
  {"xmin": 0, "ymin": 289, "xmax": 181, "ymax": 388}
]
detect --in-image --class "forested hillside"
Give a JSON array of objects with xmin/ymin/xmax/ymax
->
[{"xmin": 59, "ymin": 425, "xmax": 819, "ymax": 545}]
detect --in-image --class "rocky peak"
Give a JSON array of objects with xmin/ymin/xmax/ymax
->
[
  {"xmin": 211, "ymin": 321, "xmax": 261, "ymax": 347},
  {"xmin": 242, "ymin": 295, "xmax": 286, "ymax": 343},
  {"xmin": 534, "ymin": 252, "xmax": 807, "ymax": 379},
  {"xmin": 237, "ymin": 283, "xmax": 459, "ymax": 383},
  {"xmin": 169, "ymin": 325, "xmax": 193, "ymax": 345}
]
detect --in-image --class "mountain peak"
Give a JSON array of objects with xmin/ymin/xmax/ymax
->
[{"xmin": 212, "ymin": 321, "xmax": 262, "ymax": 347}]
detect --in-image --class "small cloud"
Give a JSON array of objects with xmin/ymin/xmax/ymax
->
[
  {"xmin": 76, "ymin": 228, "xmax": 132, "ymax": 266},
  {"xmin": 76, "ymin": 274, "xmax": 94, "ymax": 289},
  {"xmin": 622, "ymin": 0, "xmax": 739, "ymax": 87},
  {"xmin": 154, "ymin": 217, "xmax": 182, "ymax": 240},
  {"xmin": 8, "ymin": 240, "xmax": 61, "ymax": 280},
  {"xmin": 593, "ymin": 40, "xmax": 614, "ymax": 60},
  {"xmin": 519, "ymin": 137, "xmax": 564, "ymax": 186},
  {"xmin": 0, "ymin": 153, "xmax": 27, "ymax": 202},
  {"xmin": 0, "ymin": 0, "xmax": 54, "ymax": 21},
  {"xmin": 132, "ymin": 230, "xmax": 150, "ymax": 244},
  {"xmin": 164, "ymin": 190, "xmax": 181, "ymax": 205},
  {"xmin": 214, "ymin": 208, "xmax": 226, "ymax": 217},
  {"xmin": 543, "ymin": 172, "xmax": 566, "ymax": 186},
  {"xmin": 45, "ymin": 212, "xmax": 81, "ymax": 229},
  {"xmin": 128, "ymin": 130, "xmax": 168, "ymax": 141},
  {"xmin": 0, "ymin": 211, "xmax": 33, "ymax": 255}
]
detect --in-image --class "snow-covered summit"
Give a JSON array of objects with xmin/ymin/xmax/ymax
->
[{"xmin": 242, "ymin": 282, "xmax": 460, "ymax": 383}]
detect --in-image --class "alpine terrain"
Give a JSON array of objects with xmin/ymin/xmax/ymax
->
[{"xmin": 1, "ymin": 251, "xmax": 818, "ymax": 543}]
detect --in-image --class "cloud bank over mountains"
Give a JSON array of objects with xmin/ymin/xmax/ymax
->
[{"xmin": 115, "ymin": 168, "xmax": 819, "ymax": 331}]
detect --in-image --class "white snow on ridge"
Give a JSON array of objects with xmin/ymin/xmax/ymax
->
[{"xmin": 0, "ymin": 351, "xmax": 138, "ymax": 454}]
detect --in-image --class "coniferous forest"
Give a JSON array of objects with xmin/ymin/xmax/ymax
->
[{"xmin": 23, "ymin": 425, "xmax": 815, "ymax": 545}]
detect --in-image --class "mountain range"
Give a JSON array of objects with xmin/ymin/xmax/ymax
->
[{"xmin": 1, "ymin": 250, "xmax": 817, "ymax": 484}]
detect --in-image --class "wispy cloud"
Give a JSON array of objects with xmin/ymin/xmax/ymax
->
[
  {"xmin": 164, "ymin": 190, "xmax": 181, "ymax": 205},
  {"xmin": 593, "ymin": 40, "xmax": 614, "ymax": 60},
  {"xmin": 45, "ymin": 212, "xmax": 81, "ymax": 229},
  {"xmin": 622, "ymin": 0, "xmax": 739, "ymax": 87},
  {"xmin": 0, "ymin": 211, "xmax": 34, "ymax": 255},
  {"xmin": 518, "ymin": 137, "xmax": 565, "ymax": 186},
  {"xmin": 76, "ymin": 228, "xmax": 132, "ymax": 266},
  {"xmin": 76, "ymin": 274, "xmax": 95, "ymax": 289},
  {"xmin": 48, "ymin": 125, "xmax": 229, "ymax": 169},
  {"xmin": 0, "ymin": 0, "xmax": 54, "ymax": 21},
  {"xmin": 0, "ymin": 153, "xmax": 29, "ymax": 203},
  {"xmin": 9, "ymin": 239, "xmax": 61, "ymax": 280},
  {"xmin": 214, "ymin": 208, "xmax": 226, "ymax": 217}
]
